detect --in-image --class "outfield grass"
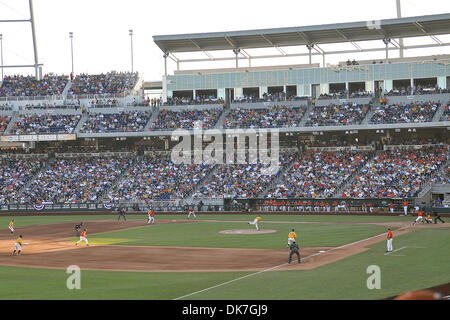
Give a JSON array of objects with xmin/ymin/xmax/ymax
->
[
  {"xmin": 0, "ymin": 214, "xmax": 448, "ymax": 300},
  {"xmin": 184, "ymin": 228, "xmax": 450, "ymax": 300},
  {"xmin": 0, "ymin": 265, "xmax": 249, "ymax": 300},
  {"xmin": 84, "ymin": 221, "xmax": 391, "ymax": 249}
]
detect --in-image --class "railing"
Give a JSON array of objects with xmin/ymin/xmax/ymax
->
[
  {"xmin": 0, "ymin": 200, "xmax": 186, "ymax": 212},
  {"xmin": 54, "ymin": 151, "xmax": 136, "ymax": 158},
  {"xmin": 66, "ymin": 91, "xmax": 132, "ymax": 101},
  {"xmin": 384, "ymin": 143, "xmax": 447, "ymax": 150},
  {"xmin": 0, "ymin": 94, "xmax": 64, "ymax": 102},
  {"xmin": 0, "ymin": 153, "xmax": 48, "ymax": 159},
  {"xmin": 306, "ymin": 145, "xmax": 375, "ymax": 152}
]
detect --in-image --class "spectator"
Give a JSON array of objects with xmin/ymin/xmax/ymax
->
[
  {"xmin": 150, "ymin": 108, "xmax": 222, "ymax": 130},
  {"xmin": 68, "ymin": 71, "xmax": 138, "ymax": 95},
  {"xmin": 223, "ymin": 105, "xmax": 306, "ymax": 129},
  {"xmin": 342, "ymin": 147, "xmax": 447, "ymax": 198},
  {"xmin": 81, "ymin": 111, "xmax": 150, "ymax": 133},
  {"xmin": 12, "ymin": 114, "xmax": 81, "ymax": 134},
  {"xmin": 305, "ymin": 103, "xmax": 369, "ymax": 126},
  {"xmin": 0, "ymin": 74, "xmax": 68, "ymax": 97},
  {"xmin": 370, "ymin": 102, "xmax": 439, "ymax": 124}
]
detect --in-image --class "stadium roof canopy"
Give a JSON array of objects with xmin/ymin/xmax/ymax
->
[{"xmin": 153, "ymin": 13, "xmax": 450, "ymax": 66}]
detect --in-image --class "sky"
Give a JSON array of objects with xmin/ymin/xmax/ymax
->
[{"xmin": 0, "ymin": 0, "xmax": 449, "ymax": 81}]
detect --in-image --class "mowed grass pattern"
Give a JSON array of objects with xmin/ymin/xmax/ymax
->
[
  {"xmin": 0, "ymin": 214, "xmax": 448, "ymax": 299},
  {"xmin": 179, "ymin": 228, "xmax": 450, "ymax": 300},
  {"xmin": 84, "ymin": 221, "xmax": 391, "ymax": 249}
]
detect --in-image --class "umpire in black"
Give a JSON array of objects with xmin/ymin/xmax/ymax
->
[
  {"xmin": 117, "ymin": 206, "xmax": 127, "ymax": 221},
  {"xmin": 288, "ymin": 241, "xmax": 301, "ymax": 264},
  {"xmin": 433, "ymin": 211, "xmax": 445, "ymax": 224}
]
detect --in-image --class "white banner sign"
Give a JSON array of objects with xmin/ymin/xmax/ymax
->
[{"xmin": 1, "ymin": 134, "xmax": 76, "ymax": 142}]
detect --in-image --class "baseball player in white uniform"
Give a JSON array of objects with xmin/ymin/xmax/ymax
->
[
  {"xmin": 403, "ymin": 201, "xmax": 408, "ymax": 216},
  {"xmin": 248, "ymin": 216, "xmax": 262, "ymax": 231},
  {"xmin": 75, "ymin": 229, "xmax": 89, "ymax": 246},
  {"xmin": 386, "ymin": 228, "xmax": 393, "ymax": 253},
  {"xmin": 187, "ymin": 207, "xmax": 197, "ymax": 219}
]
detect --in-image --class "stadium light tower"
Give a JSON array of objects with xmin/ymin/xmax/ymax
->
[
  {"xmin": 29, "ymin": 0, "xmax": 39, "ymax": 79},
  {"xmin": 396, "ymin": 0, "xmax": 404, "ymax": 58},
  {"xmin": 0, "ymin": 0, "xmax": 42, "ymax": 78},
  {"xmin": 69, "ymin": 32, "xmax": 74, "ymax": 75},
  {"xmin": 129, "ymin": 29, "xmax": 134, "ymax": 73}
]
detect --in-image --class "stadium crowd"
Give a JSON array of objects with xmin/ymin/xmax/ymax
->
[
  {"xmin": 341, "ymin": 146, "xmax": 448, "ymax": 198},
  {"xmin": 429, "ymin": 166, "xmax": 449, "ymax": 185},
  {"xmin": 0, "ymin": 115, "xmax": 11, "ymax": 134},
  {"xmin": 0, "ymin": 158, "xmax": 45, "ymax": 205},
  {"xmin": 192, "ymin": 153, "xmax": 295, "ymax": 199},
  {"xmin": 11, "ymin": 114, "xmax": 81, "ymax": 134},
  {"xmin": 18, "ymin": 157, "xmax": 132, "ymax": 204},
  {"xmin": 81, "ymin": 111, "xmax": 150, "ymax": 132},
  {"xmin": 68, "ymin": 72, "xmax": 138, "ymax": 95},
  {"xmin": 369, "ymin": 102, "xmax": 439, "ymax": 124},
  {"xmin": 441, "ymin": 104, "xmax": 450, "ymax": 121},
  {"xmin": 164, "ymin": 96, "xmax": 225, "ymax": 106},
  {"xmin": 150, "ymin": 108, "xmax": 223, "ymax": 130},
  {"xmin": 305, "ymin": 103, "xmax": 369, "ymax": 126},
  {"xmin": 0, "ymin": 74, "xmax": 68, "ymax": 97},
  {"xmin": 0, "ymin": 143, "xmax": 446, "ymax": 205},
  {"xmin": 266, "ymin": 150, "xmax": 372, "ymax": 198},
  {"xmin": 223, "ymin": 106, "xmax": 306, "ymax": 129},
  {"xmin": 106, "ymin": 155, "xmax": 210, "ymax": 201}
]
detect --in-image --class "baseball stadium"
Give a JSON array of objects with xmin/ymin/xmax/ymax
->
[{"xmin": 0, "ymin": 1, "xmax": 449, "ymax": 303}]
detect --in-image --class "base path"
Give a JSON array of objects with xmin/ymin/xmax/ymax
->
[{"xmin": 0, "ymin": 219, "xmax": 446, "ymax": 272}]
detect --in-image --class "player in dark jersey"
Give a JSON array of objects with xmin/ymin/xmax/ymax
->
[
  {"xmin": 118, "ymin": 206, "xmax": 127, "ymax": 221},
  {"xmin": 74, "ymin": 222, "xmax": 83, "ymax": 236}
]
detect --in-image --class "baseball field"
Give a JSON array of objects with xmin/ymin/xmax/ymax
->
[{"xmin": 0, "ymin": 213, "xmax": 448, "ymax": 300}]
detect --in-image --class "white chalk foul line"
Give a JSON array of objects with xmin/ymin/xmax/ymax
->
[
  {"xmin": 384, "ymin": 245, "xmax": 427, "ymax": 255},
  {"xmin": 173, "ymin": 223, "xmax": 412, "ymax": 300},
  {"xmin": 384, "ymin": 246, "xmax": 408, "ymax": 256}
]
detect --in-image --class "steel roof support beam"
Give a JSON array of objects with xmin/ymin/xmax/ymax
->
[{"xmin": 176, "ymin": 42, "xmax": 450, "ymax": 63}]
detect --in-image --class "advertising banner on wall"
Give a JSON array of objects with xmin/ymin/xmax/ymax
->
[{"xmin": 1, "ymin": 134, "xmax": 76, "ymax": 142}]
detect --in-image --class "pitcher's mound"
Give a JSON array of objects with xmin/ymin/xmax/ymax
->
[{"xmin": 219, "ymin": 229, "xmax": 277, "ymax": 235}]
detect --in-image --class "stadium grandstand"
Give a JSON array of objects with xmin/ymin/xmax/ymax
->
[{"xmin": 0, "ymin": 13, "xmax": 449, "ymax": 215}]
